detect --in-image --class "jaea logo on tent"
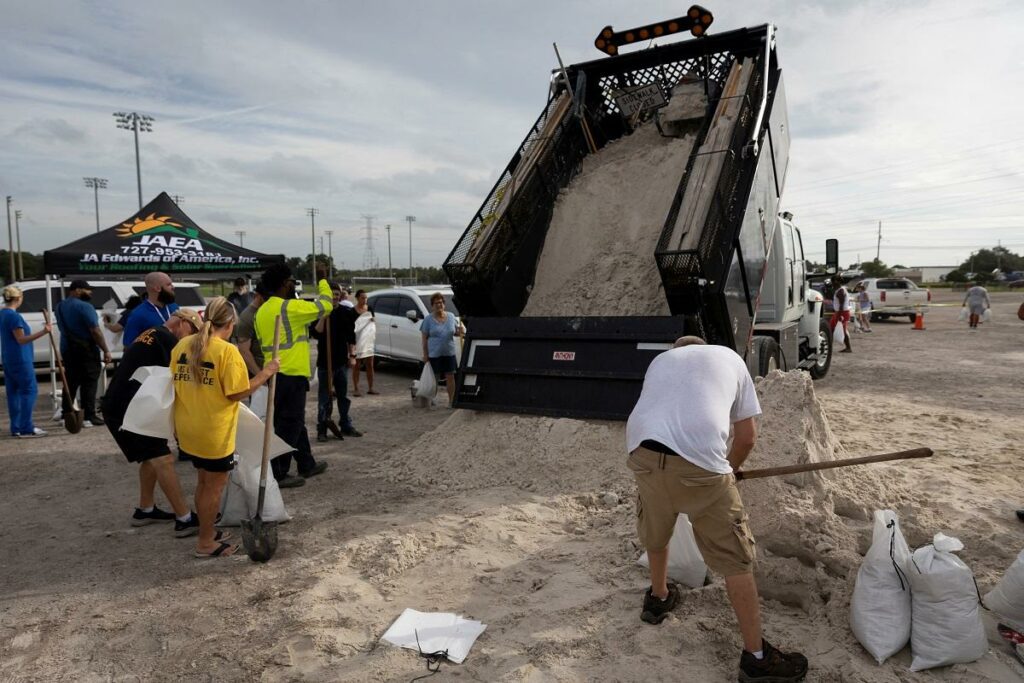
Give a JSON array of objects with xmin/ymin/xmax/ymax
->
[{"xmin": 117, "ymin": 213, "xmax": 230, "ymax": 252}]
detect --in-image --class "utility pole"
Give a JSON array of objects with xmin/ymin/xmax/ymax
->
[
  {"xmin": 875, "ymin": 220, "xmax": 882, "ymax": 262},
  {"xmin": 172, "ymin": 194, "xmax": 185, "ymax": 205},
  {"xmin": 319, "ymin": 235, "xmax": 325, "ymax": 262},
  {"xmin": 385, "ymin": 224, "xmax": 393, "ymax": 279},
  {"xmin": 83, "ymin": 177, "xmax": 108, "ymax": 232},
  {"xmin": 361, "ymin": 214, "xmax": 379, "ymax": 272},
  {"xmin": 234, "ymin": 230, "xmax": 246, "ymax": 247},
  {"xmin": 306, "ymin": 208, "xmax": 319, "ymax": 282},
  {"xmin": 405, "ymin": 215, "xmax": 416, "ymax": 283},
  {"xmin": 5, "ymin": 196, "xmax": 13, "ymax": 284},
  {"xmin": 113, "ymin": 112, "xmax": 154, "ymax": 209},
  {"xmin": 14, "ymin": 210, "xmax": 24, "ymax": 280},
  {"xmin": 324, "ymin": 230, "xmax": 334, "ymax": 279}
]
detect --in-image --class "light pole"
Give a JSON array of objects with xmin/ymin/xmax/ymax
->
[
  {"xmin": 234, "ymin": 230, "xmax": 246, "ymax": 247},
  {"xmin": 324, "ymin": 230, "xmax": 334, "ymax": 279},
  {"xmin": 83, "ymin": 177, "xmax": 108, "ymax": 232},
  {"xmin": 385, "ymin": 224, "xmax": 393, "ymax": 279},
  {"xmin": 113, "ymin": 112, "xmax": 154, "ymax": 209},
  {"xmin": 405, "ymin": 215, "xmax": 416, "ymax": 283},
  {"xmin": 14, "ymin": 210, "xmax": 24, "ymax": 280},
  {"xmin": 172, "ymin": 194, "xmax": 184, "ymax": 205},
  {"xmin": 5, "ymin": 196, "xmax": 13, "ymax": 284},
  {"xmin": 306, "ymin": 207, "xmax": 319, "ymax": 282}
]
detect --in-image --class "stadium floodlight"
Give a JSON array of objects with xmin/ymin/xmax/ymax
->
[
  {"xmin": 83, "ymin": 177, "xmax": 108, "ymax": 232},
  {"xmin": 113, "ymin": 112, "xmax": 155, "ymax": 209}
]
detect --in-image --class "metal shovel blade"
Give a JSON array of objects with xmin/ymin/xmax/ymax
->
[
  {"xmin": 62, "ymin": 397, "xmax": 84, "ymax": 434},
  {"xmin": 241, "ymin": 516, "xmax": 278, "ymax": 563}
]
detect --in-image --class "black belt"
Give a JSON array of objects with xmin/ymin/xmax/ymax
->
[{"xmin": 640, "ymin": 439, "xmax": 678, "ymax": 456}]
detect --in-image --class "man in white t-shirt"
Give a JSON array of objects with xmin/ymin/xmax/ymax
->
[{"xmin": 626, "ymin": 336, "xmax": 808, "ymax": 682}]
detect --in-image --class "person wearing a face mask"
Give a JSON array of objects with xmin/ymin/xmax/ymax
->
[
  {"xmin": 122, "ymin": 272, "xmax": 180, "ymax": 345},
  {"xmin": 55, "ymin": 280, "xmax": 112, "ymax": 428}
]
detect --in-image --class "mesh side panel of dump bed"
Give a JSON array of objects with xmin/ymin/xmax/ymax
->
[{"xmin": 443, "ymin": 26, "xmax": 773, "ymax": 319}]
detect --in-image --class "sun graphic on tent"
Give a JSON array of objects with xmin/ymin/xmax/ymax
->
[{"xmin": 117, "ymin": 214, "xmax": 185, "ymax": 238}]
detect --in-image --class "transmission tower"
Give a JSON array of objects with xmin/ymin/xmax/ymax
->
[{"xmin": 361, "ymin": 214, "xmax": 379, "ymax": 271}]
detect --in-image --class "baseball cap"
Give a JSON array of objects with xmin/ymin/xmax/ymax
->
[
  {"xmin": 172, "ymin": 308, "xmax": 203, "ymax": 332},
  {"xmin": 68, "ymin": 279, "xmax": 92, "ymax": 290}
]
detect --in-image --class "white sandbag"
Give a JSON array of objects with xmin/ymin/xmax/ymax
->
[
  {"xmin": 121, "ymin": 367, "xmax": 175, "ymax": 439},
  {"xmin": 416, "ymin": 363, "xmax": 437, "ymax": 399},
  {"xmin": 637, "ymin": 514, "xmax": 707, "ymax": 589},
  {"xmin": 982, "ymin": 308, "xmax": 992, "ymax": 323},
  {"xmin": 249, "ymin": 384, "xmax": 269, "ymax": 421},
  {"xmin": 832, "ymin": 321, "xmax": 845, "ymax": 344},
  {"xmin": 908, "ymin": 533, "xmax": 987, "ymax": 671},
  {"xmin": 958, "ymin": 307, "xmax": 969, "ymax": 322},
  {"xmin": 849, "ymin": 510, "xmax": 912, "ymax": 664},
  {"xmin": 218, "ymin": 404, "xmax": 293, "ymax": 526},
  {"xmin": 984, "ymin": 548, "xmax": 1024, "ymax": 630}
]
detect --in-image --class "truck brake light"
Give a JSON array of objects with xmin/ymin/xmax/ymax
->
[{"xmin": 880, "ymin": 291, "xmax": 886, "ymax": 302}]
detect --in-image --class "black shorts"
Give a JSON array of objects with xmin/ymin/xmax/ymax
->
[
  {"xmin": 106, "ymin": 419, "xmax": 172, "ymax": 463},
  {"xmin": 180, "ymin": 448, "xmax": 236, "ymax": 472},
  {"xmin": 429, "ymin": 355, "xmax": 457, "ymax": 377}
]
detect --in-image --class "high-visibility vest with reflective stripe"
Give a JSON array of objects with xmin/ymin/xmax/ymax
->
[{"xmin": 255, "ymin": 279, "xmax": 333, "ymax": 378}]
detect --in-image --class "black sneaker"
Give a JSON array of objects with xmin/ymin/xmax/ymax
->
[
  {"xmin": 316, "ymin": 432, "xmax": 329, "ymax": 443},
  {"xmin": 342, "ymin": 427, "xmax": 363, "ymax": 437},
  {"xmin": 739, "ymin": 640, "xmax": 808, "ymax": 682},
  {"xmin": 640, "ymin": 584, "xmax": 679, "ymax": 625},
  {"xmin": 277, "ymin": 475, "xmax": 306, "ymax": 489},
  {"xmin": 299, "ymin": 462, "xmax": 328, "ymax": 479},
  {"xmin": 174, "ymin": 512, "xmax": 200, "ymax": 538},
  {"xmin": 131, "ymin": 506, "xmax": 175, "ymax": 527}
]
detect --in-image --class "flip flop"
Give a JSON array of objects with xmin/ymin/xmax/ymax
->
[
  {"xmin": 352, "ymin": 391, "xmax": 362, "ymax": 397},
  {"xmin": 998, "ymin": 623, "xmax": 1024, "ymax": 645},
  {"xmin": 367, "ymin": 390, "xmax": 380, "ymax": 395},
  {"xmin": 212, "ymin": 530, "xmax": 232, "ymax": 543},
  {"xmin": 194, "ymin": 542, "xmax": 238, "ymax": 559}
]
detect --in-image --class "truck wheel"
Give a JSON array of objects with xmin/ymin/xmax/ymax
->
[
  {"xmin": 907, "ymin": 313, "xmax": 917, "ymax": 324},
  {"xmin": 752, "ymin": 336, "xmax": 782, "ymax": 377},
  {"xmin": 809, "ymin": 319, "xmax": 832, "ymax": 380}
]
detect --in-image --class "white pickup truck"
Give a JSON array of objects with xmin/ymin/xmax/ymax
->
[{"xmin": 853, "ymin": 277, "xmax": 931, "ymax": 322}]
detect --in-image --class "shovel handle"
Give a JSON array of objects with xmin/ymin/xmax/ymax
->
[
  {"xmin": 43, "ymin": 310, "xmax": 73, "ymax": 403},
  {"xmin": 735, "ymin": 448, "xmax": 933, "ymax": 481},
  {"xmin": 255, "ymin": 316, "xmax": 282, "ymax": 516}
]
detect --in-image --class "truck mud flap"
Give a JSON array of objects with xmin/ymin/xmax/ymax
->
[{"xmin": 455, "ymin": 316, "xmax": 689, "ymax": 421}]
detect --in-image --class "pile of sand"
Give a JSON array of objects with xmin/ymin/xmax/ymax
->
[{"xmin": 521, "ymin": 122, "xmax": 693, "ymax": 317}]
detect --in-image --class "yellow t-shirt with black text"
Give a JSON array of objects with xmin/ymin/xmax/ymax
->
[{"xmin": 171, "ymin": 335, "xmax": 250, "ymax": 458}]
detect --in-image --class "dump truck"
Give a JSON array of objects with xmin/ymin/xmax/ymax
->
[{"xmin": 443, "ymin": 20, "xmax": 836, "ymax": 420}]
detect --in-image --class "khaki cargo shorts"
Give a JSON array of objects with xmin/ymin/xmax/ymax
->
[{"xmin": 627, "ymin": 447, "xmax": 756, "ymax": 576}]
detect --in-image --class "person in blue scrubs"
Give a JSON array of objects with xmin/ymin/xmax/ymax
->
[{"xmin": 1, "ymin": 286, "xmax": 52, "ymax": 437}]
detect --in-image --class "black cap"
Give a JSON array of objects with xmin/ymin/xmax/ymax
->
[{"xmin": 68, "ymin": 279, "xmax": 92, "ymax": 291}]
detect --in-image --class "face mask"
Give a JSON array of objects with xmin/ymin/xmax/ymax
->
[
  {"xmin": 79, "ymin": 292, "xmax": 92, "ymax": 302},
  {"xmin": 157, "ymin": 289, "xmax": 176, "ymax": 304}
]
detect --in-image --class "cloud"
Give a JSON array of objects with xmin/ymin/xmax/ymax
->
[
  {"xmin": 10, "ymin": 117, "xmax": 88, "ymax": 144},
  {"xmin": 218, "ymin": 153, "xmax": 340, "ymax": 194}
]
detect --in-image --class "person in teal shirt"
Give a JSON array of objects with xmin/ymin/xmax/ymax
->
[{"xmin": 1, "ymin": 286, "xmax": 51, "ymax": 437}]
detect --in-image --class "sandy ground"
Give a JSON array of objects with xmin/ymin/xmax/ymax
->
[{"xmin": 1, "ymin": 289, "xmax": 1023, "ymax": 682}]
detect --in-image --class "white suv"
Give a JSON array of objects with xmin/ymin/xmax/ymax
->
[
  {"xmin": 0, "ymin": 279, "xmax": 207, "ymax": 373},
  {"xmin": 365, "ymin": 286, "xmax": 459, "ymax": 363}
]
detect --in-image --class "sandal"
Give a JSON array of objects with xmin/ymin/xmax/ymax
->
[
  {"xmin": 194, "ymin": 542, "xmax": 238, "ymax": 559},
  {"xmin": 367, "ymin": 389, "xmax": 380, "ymax": 395},
  {"xmin": 212, "ymin": 530, "xmax": 232, "ymax": 543},
  {"xmin": 352, "ymin": 391, "xmax": 362, "ymax": 397}
]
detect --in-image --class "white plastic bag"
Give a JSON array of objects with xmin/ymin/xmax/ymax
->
[
  {"xmin": 850, "ymin": 510, "xmax": 912, "ymax": 663},
  {"xmin": 121, "ymin": 367, "xmax": 175, "ymax": 439},
  {"xmin": 908, "ymin": 533, "xmax": 987, "ymax": 671},
  {"xmin": 982, "ymin": 309, "xmax": 992, "ymax": 323},
  {"xmin": 248, "ymin": 384, "xmax": 269, "ymax": 421},
  {"xmin": 416, "ymin": 363, "xmax": 437, "ymax": 399},
  {"xmin": 219, "ymin": 404, "xmax": 293, "ymax": 526},
  {"xmin": 984, "ymin": 548, "xmax": 1024, "ymax": 630},
  {"xmin": 958, "ymin": 307, "xmax": 968, "ymax": 322},
  {"xmin": 832, "ymin": 321, "xmax": 845, "ymax": 344},
  {"xmin": 637, "ymin": 514, "xmax": 707, "ymax": 589}
]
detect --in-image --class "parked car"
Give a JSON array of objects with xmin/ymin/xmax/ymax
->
[
  {"xmin": 0, "ymin": 279, "xmax": 207, "ymax": 374},
  {"xmin": 365, "ymin": 286, "xmax": 460, "ymax": 364},
  {"xmin": 849, "ymin": 277, "xmax": 931, "ymax": 321}
]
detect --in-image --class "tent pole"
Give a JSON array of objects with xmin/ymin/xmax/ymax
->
[{"xmin": 46, "ymin": 276, "xmax": 57, "ymax": 414}]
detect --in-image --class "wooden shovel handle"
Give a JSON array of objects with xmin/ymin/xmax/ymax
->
[
  {"xmin": 735, "ymin": 448, "xmax": 933, "ymax": 481},
  {"xmin": 257, "ymin": 316, "xmax": 282, "ymax": 493},
  {"xmin": 42, "ymin": 310, "xmax": 72, "ymax": 400}
]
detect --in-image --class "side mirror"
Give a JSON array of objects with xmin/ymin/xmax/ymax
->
[
  {"xmin": 406, "ymin": 309, "xmax": 419, "ymax": 321},
  {"xmin": 825, "ymin": 239, "xmax": 839, "ymax": 274}
]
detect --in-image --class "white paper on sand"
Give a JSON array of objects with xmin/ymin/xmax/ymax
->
[
  {"xmin": 381, "ymin": 609, "xmax": 486, "ymax": 664},
  {"xmin": 637, "ymin": 514, "xmax": 707, "ymax": 589}
]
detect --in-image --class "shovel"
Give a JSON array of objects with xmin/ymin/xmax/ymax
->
[
  {"xmin": 43, "ymin": 310, "xmax": 84, "ymax": 434},
  {"xmin": 734, "ymin": 448, "xmax": 933, "ymax": 481},
  {"xmin": 323, "ymin": 311, "xmax": 343, "ymax": 439},
  {"xmin": 242, "ymin": 315, "xmax": 281, "ymax": 563}
]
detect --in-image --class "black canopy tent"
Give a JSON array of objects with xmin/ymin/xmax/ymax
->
[{"xmin": 43, "ymin": 192, "xmax": 284, "ymax": 277}]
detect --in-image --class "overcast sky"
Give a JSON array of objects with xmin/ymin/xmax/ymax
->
[{"xmin": 2, "ymin": 0, "xmax": 1022, "ymax": 271}]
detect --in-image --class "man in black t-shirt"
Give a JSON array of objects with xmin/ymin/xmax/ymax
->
[
  {"xmin": 102, "ymin": 309, "xmax": 203, "ymax": 536},
  {"xmin": 312, "ymin": 286, "xmax": 362, "ymax": 441}
]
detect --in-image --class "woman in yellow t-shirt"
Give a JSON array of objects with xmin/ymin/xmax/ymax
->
[{"xmin": 172, "ymin": 297, "xmax": 279, "ymax": 558}]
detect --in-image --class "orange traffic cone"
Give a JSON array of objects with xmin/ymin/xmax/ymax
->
[{"xmin": 912, "ymin": 307, "xmax": 925, "ymax": 330}]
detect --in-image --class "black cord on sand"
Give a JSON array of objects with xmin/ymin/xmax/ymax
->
[{"xmin": 410, "ymin": 629, "xmax": 449, "ymax": 683}]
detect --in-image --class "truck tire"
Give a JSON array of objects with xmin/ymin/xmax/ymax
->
[
  {"xmin": 752, "ymin": 336, "xmax": 782, "ymax": 377},
  {"xmin": 907, "ymin": 313, "xmax": 917, "ymax": 324},
  {"xmin": 809, "ymin": 319, "xmax": 832, "ymax": 380}
]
